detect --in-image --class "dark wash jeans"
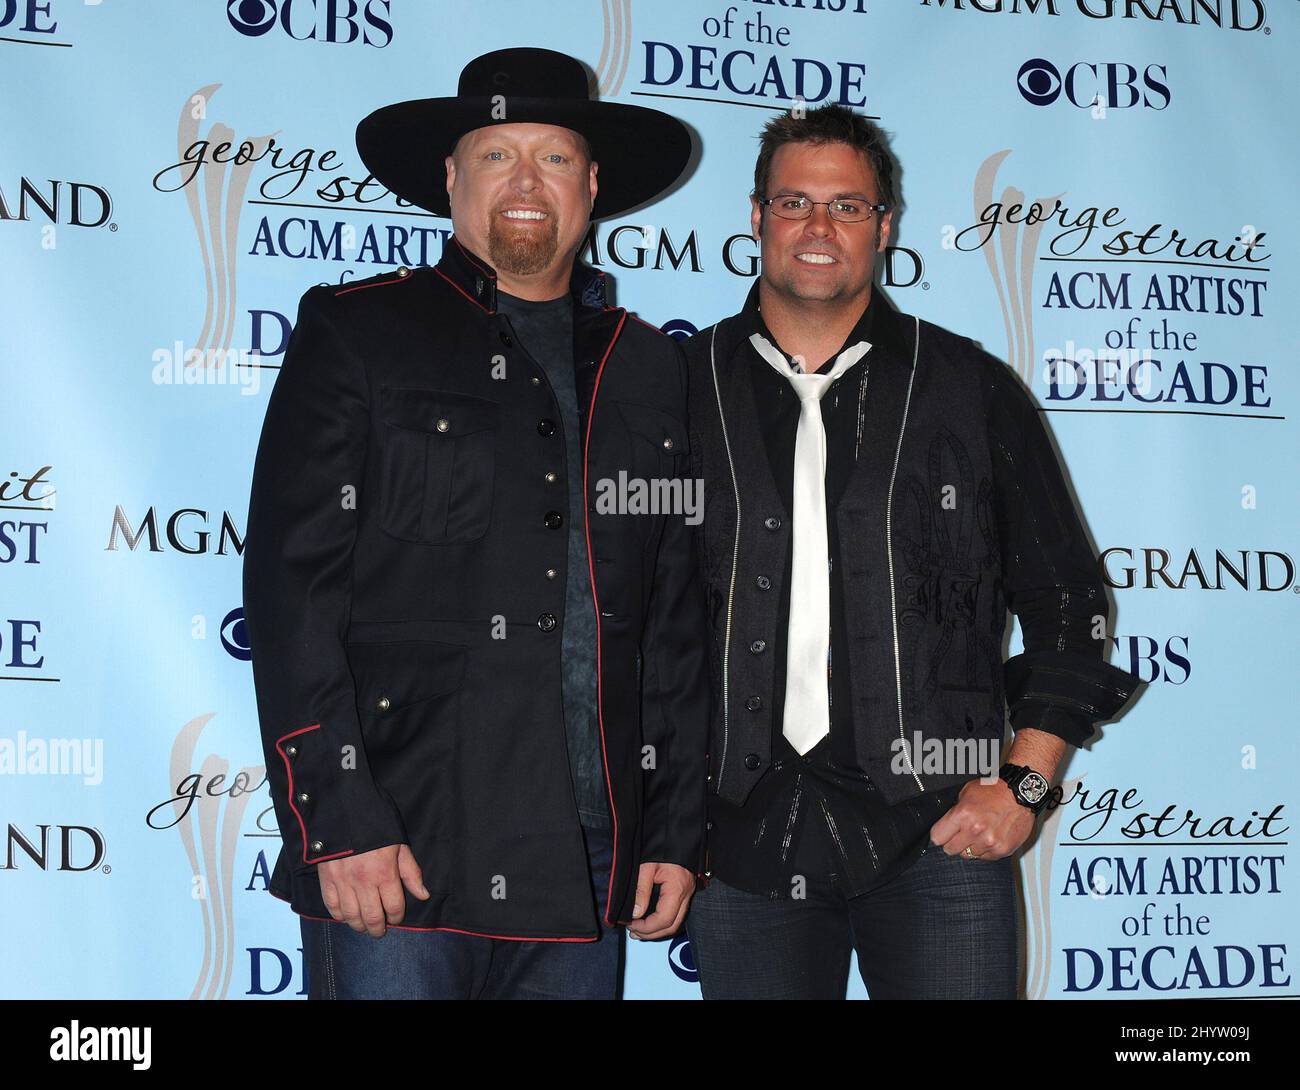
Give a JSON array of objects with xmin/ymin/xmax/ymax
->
[
  {"xmin": 686, "ymin": 842, "xmax": 1017, "ymax": 999},
  {"xmin": 299, "ymin": 825, "xmax": 622, "ymax": 999}
]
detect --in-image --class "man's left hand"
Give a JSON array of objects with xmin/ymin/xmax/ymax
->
[
  {"xmin": 929, "ymin": 777, "xmax": 1036, "ymax": 861},
  {"xmin": 626, "ymin": 862, "xmax": 695, "ymax": 940}
]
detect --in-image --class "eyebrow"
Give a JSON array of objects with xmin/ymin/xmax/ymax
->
[
  {"xmin": 470, "ymin": 134, "xmax": 584, "ymax": 153},
  {"xmin": 773, "ymin": 189, "xmax": 876, "ymax": 201}
]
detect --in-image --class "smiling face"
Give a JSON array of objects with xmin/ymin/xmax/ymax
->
[
  {"xmin": 751, "ymin": 140, "xmax": 893, "ymax": 309},
  {"xmin": 445, "ymin": 122, "xmax": 598, "ymax": 292}
]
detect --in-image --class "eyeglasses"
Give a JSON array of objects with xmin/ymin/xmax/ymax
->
[{"xmin": 757, "ymin": 193, "xmax": 890, "ymax": 223}]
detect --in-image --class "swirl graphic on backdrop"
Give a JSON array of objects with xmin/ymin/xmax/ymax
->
[
  {"xmin": 168, "ymin": 714, "xmax": 264, "ymax": 1000},
  {"xmin": 174, "ymin": 84, "xmax": 275, "ymax": 373},
  {"xmin": 594, "ymin": 0, "xmax": 634, "ymax": 97},
  {"xmin": 973, "ymin": 150, "xmax": 1062, "ymax": 387}
]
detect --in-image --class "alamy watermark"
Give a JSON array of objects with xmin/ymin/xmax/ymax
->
[
  {"xmin": 0, "ymin": 731, "xmax": 103, "ymax": 785},
  {"xmin": 151, "ymin": 341, "xmax": 263, "ymax": 395},
  {"xmin": 593, "ymin": 472, "xmax": 703, "ymax": 525},
  {"xmin": 891, "ymin": 731, "xmax": 1000, "ymax": 781}
]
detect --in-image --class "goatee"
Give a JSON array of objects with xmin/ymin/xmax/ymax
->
[{"xmin": 488, "ymin": 211, "xmax": 560, "ymax": 276}]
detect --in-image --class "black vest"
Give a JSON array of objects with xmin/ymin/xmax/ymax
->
[{"xmin": 685, "ymin": 287, "xmax": 1010, "ymax": 808}]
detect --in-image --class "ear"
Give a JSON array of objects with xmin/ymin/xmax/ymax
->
[
  {"xmin": 750, "ymin": 193, "xmax": 762, "ymax": 241},
  {"xmin": 589, "ymin": 159, "xmax": 598, "ymax": 210},
  {"xmin": 445, "ymin": 154, "xmax": 456, "ymax": 201},
  {"xmin": 877, "ymin": 207, "xmax": 893, "ymax": 253}
]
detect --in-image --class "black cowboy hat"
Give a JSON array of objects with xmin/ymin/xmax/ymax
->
[{"xmin": 356, "ymin": 47, "xmax": 692, "ymax": 220}]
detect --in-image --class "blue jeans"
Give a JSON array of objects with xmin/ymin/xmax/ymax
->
[
  {"xmin": 686, "ymin": 842, "xmax": 1017, "ymax": 999},
  {"xmin": 299, "ymin": 825, "xmax": 622, "ymax": 999}
]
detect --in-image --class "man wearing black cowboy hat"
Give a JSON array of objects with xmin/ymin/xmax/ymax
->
[{"xmin": 242, "ymin": 47, "xmax": 708, "ymax": 999}]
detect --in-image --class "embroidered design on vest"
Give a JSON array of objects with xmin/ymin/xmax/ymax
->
[{"xmin": 895, "ymin": 427, "xmax": 996, "ymax": 709}]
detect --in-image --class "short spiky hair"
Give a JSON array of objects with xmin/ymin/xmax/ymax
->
[{"xmin": 753, "ymin": 103, "xmax": 899, "ymax": 211}]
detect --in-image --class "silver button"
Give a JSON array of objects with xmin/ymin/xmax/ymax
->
[
  {"xmin": 436, "ymin": 418, "xmax": 449, "ymax": 433},
  {"xmin": 546, "ymin": 568, "xmax": 557, "ymax": 579},
  {"xmin": 662, "ymin": 437, "xmax": 674, "ymax": 450},
  {"xmin": 396, "ymin": 265, "xmax": 410, "ymax": 277},
  {"xmin": 284, "ymin": 745, "xmax": 298, "ymax": 758},
  {"xmin": 530, "ymin": 376, "xmax": 541, "ymax": 386},
  {"xmin": 376, "ymin": 695, "xmax": 391, "ymax": 712},
  {"xmin": 309, "ymin": 840, "xmax": 324, "ymax": 853},
  {"xmin": 296, "ymin": 792, "xmax": 310, "ymax": 804},
  {"xmin": 545, "ymin": 471, "xmax": 557, "ymax": 483}
]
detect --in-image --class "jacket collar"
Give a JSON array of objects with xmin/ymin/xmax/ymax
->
[
  {"xmin": 702, "ymin": 277, "xmax": 921, "ymax": 534},
  {"xmin": 434, "ymin": 233, "xmax": 610, "ymax": 315},
  {"xmin": 731, "ymin": 277, "xmax": 909, "ymax": 367}
]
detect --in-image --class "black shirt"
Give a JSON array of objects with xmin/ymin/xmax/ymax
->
[
  {"xmin": 707, "ymin": 289, "xmax": 962, "ymax": 899},
  {"xmin": 496, "ymin": 290, "xmax": 610, "ymax": 831}
]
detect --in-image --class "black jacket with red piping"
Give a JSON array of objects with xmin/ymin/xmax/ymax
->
[{"xmin": 242, "ymin": 235, "xmax": 709, "ymax": 939}]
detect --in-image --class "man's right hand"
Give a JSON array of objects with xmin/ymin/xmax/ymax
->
[{"xmin": 317, "ymin": 843, "xmax": 429, "ymax": 937}]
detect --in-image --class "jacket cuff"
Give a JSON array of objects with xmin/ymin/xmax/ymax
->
[
  {"xmin": 1004, "ymin": 649, "xmax": 1143, "ymax": 731},
  {"xmin": 640, "ymin": 835, "xmax": 706, "ymax": 878},
  {"xmin": 639, "ymin": 801, "xmax": 706, "ymax": 877},
  {"xmin": 275, "ymin": 723, "xmax": 406, "ymax": 865},
  {"xmin": 1010, "ymin": 703, "xmax": 1094, "ymax": 747}
]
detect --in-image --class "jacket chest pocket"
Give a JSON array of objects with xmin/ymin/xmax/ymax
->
[
  {"xmin": 610, "ymin": 400, "xmax": 693, "ymax": 548},
  {"xmin": 378, "ymin": 386, "xmax": 499, "ymax": 545},
  {"xmin": 613, "ymin": 399, "xmax": 690, "ymax": 478}
]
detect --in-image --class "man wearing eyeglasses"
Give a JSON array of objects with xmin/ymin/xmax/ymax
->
[{"xmin": 681, "ymin": 103, "xmax": 1142, "ymax": 999}]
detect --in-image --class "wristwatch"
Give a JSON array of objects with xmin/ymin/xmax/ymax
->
[{"xmin": 999, "ymin": 764, "xmax": 1052, "ymax": 815}]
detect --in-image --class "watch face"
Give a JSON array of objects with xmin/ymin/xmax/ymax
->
[{"xmin": 1019, "ymin": 771, "xmax": 1050, "ymax": 804}]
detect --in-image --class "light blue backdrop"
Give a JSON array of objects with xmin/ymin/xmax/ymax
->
[{"xmin": 1, "ymin": 0, "xmax": 1294, "ymax": 999}]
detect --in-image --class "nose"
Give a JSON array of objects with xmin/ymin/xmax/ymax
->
[
  {"xmin": 508, "ymin": 158, "xmax": 543, "ymax": 196},
  {"xmin": 802, "ymin": 203, "xmax": 835, "ymax": 237}
]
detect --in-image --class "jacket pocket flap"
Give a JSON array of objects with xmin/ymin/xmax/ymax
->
[
  {"xmin": 613, "ymin": 399, "xmax": 690, "ymax": 455},
  {"xmin": 380, "ymin": 386, "xmax": 499, "ymax": 436},
  {"xmin": 347, "ymin": 639, "xmax": 467, "ymax": 714}
]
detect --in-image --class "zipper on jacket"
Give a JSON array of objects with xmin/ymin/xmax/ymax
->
[
  {"xmin": 888, "ymin": 315, "xmax": 924, "ymax": 792},
  {"xmin": 708, "ymin": 324, "xmax": 741, "ymax": 792}
]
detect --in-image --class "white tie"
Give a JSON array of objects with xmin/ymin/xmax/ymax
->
[{"xmin": 750, "ymin": 332, "xmax": 872, "ymax": 755}]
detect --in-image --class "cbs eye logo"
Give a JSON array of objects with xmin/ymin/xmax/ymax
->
[
  {"xmin": 660, "ymin": 319, "xmax": 698, "ymax": 343},
  {"xmin": 220, "ymin": 607, "xmax": 251, "ymax": 661},
  {"xmin": 1017, "ymin": 58, "xmax": 1171, "ymax": 110},
  {"xmin": 668, "ymin": 932, "xmax": 698, "ymax": 983},
  {"xmin": 1018, "ymin": 59, "xmax": 1063, "ymax": 106},
  {"xmin": 226, "ymin": 0, "xmax": 276, "ymax": 35},
  {"xmin": 225, "ymin": 0, "xmax": 394, "ymax": 47}
]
